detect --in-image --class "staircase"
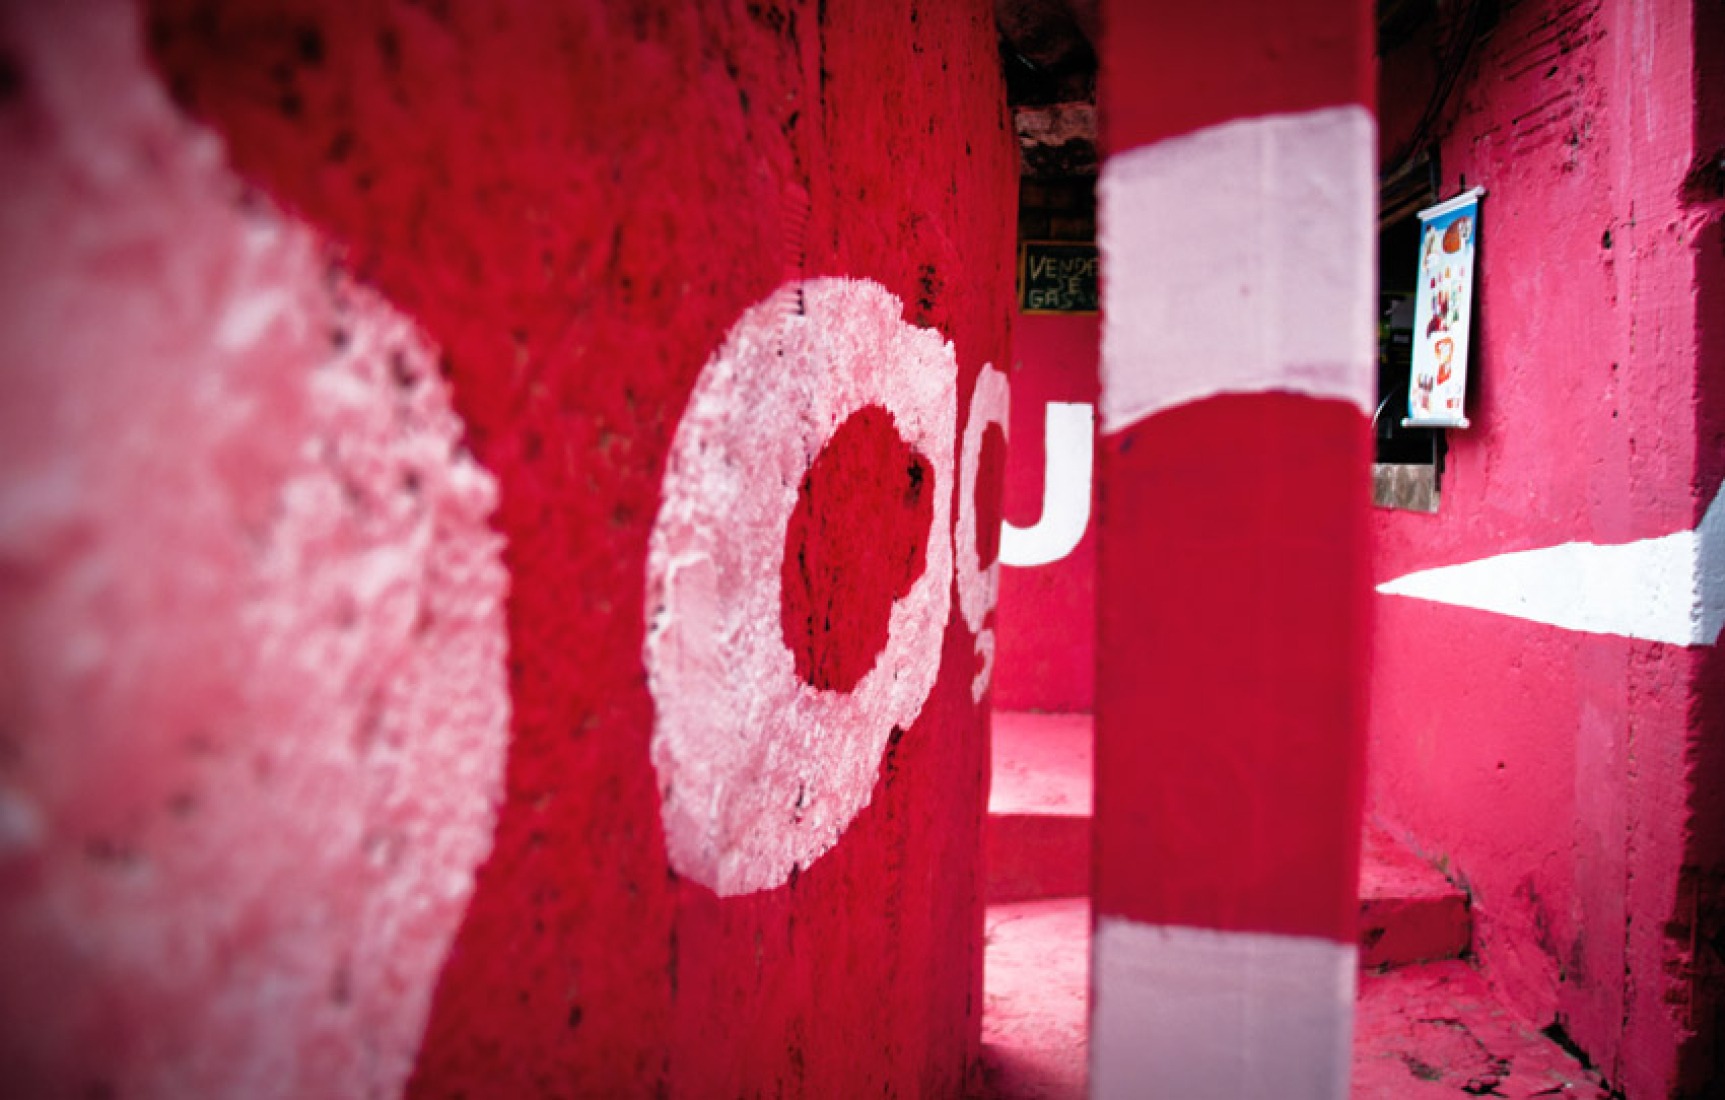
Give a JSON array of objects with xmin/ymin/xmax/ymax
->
[{"xmin": 975, "ymin": 711, "xmax": 1611, "ymax": 1100}]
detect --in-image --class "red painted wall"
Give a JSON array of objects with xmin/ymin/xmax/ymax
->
[
  {"xmin": 1096, "ymin": 0, "xmax": 1372, "ymax": 945},
  {"xmin": 1370, "ymin": 1, "xmax": 1723, "ymax": 1094},
  {"xmin": 994, "ymin": 313, "xmax": 1098, "ymax": 713},
  {"xmin": 1, "ymin": 0, "xmax": 1015, "ymax": 1094}
]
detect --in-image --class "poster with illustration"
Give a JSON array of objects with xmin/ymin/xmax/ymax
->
[{"xmin": 1406, "ymin": 188, "xmax": 1483, "ymax": 428}]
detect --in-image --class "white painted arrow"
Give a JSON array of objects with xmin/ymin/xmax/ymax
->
[{"xmin": 1378, "ymin": 488, "xmax": 1725, "ymax": 646}]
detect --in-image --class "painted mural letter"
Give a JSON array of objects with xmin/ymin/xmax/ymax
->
[
  {"xmin": 644, "ymin": 278, "xmax": 957, "ymax": 896},
  {"xmin": 0, "ymin": 6, "xmax": 512, "ymax": 1092},
  {"xmin": 1001, "ymin": 401, "xmax": 1094, "ymax": 568},
  {"xmin": 957, "ymin": 367, "xmax": 1011, "ymax": 700}
]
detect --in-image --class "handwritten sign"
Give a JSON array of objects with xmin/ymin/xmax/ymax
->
[{"xmin": 1019, "ymin": 241, "xmax": 1098, "ymax": 314}]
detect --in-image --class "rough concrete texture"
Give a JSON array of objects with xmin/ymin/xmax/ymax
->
[
  {"xmin": 975, "ymin": 898, "xmax": 1090, "ymax": 1100},
  {"xmin": 985, "ymin": 711, "xmax": 1091, "ymax": 903},
  {"xmin": 1358, "ymin": 824, "xmax": 1470, "ymax": 970},
  {"xmin": 994, "ymin": 315, "xmax": 1097, "ymax": 713},
  {"xmin": 0, "ymin": 3, "xmax": 510, "ymax": 1095},
  {"xmin": 1371, "ymin": 1, "xmax": 1724, "ymax": 1094},
  {"xmin": 645, "ymin": 278, "xmax": 956, "ymax": 897},
  {"xmin": 958, "ymin": 366, "xmax": 1010, "ymax": 702},
  {"xmin": 140, "ymin": 0, "xmax": 1015, "ymax": 1093},
  {"xmin": 1686, "ymin": 1, "xmax": 1725, "ymax": 1091},
  {"xmin": 1354, "ymin": 962, "xmax": 1611, "ymax": 1099},
  {"xmin": 988, "ymin": 711, "xmax": 1092, "ymax": 820},
  {"xmin": 976, "ymin": 909, "xmax": 1609, "ymax": 1100}
]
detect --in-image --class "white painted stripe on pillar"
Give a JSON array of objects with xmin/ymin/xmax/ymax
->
[
  {"xmin": 1001, "ymin": 401, "xmax": 1094, "ymax": 567},
  {"xmin": 1096, "ymin": 105, "xmax": 1376, "ymax": 434},
  {"xmin": 1378, "ymin": 487, "xmax": 1725, "ymax": 646},
  {"xmin": 1091, "ymin": 918, "xmax": 1357, "ymax": 1100}
]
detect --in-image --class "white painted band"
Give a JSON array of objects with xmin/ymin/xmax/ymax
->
[
  {"xmin": 1000, "ymin": 401, "xmax": 1093, "ymax": 568},
  {"xmin": 644, "ymin": 278, "xmax": 956, "ymax": 896},
  {"xmin": 1091, "ymin": 918, "xmax": 1357, "ymax": 1100},
  {"xmin": 1097, "ymin": 105, "xmax": 1376, "ymax": 434},
  {"xmin": 1378, "ymin": 487, "xmax": 1725, "ymax": 646},
  {"xmin": 957, "ymin": 366, "xmax": 1011, "ymax": 702}
]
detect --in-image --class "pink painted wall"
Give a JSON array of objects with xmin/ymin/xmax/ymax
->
[
  {"xmin": 1683, "ymin": 0, "xmax": 1725, "ymax": 1085},
  {"xmin": 0, "ymin": 0, "xmax": 1016, "ymax": 1094},
  {"xmin": 1370, "ymin": 1, "xmax": 1724, "ymax": 1095},
  {"xmin": 994, "ymin": 313, "xmax": 1098, "ymax": 713}
]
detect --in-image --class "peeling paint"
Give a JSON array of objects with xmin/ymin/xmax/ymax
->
[
  {"xmin": 644, "ymin": 278, "xmax": 956, "ymax": 896},
  {"xmin": 0, "ymin": 3, "xmax": 510, "ymax": 1092},
  {"xmin": 958, "ymin": 365, "xmax": 1010, "ymax": 700}
]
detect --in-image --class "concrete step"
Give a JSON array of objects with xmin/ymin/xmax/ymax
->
[
  {"xmin": 973, "ymin": 897, "xmax": 1090, "ymax": 1100},
  {"xmin": 975, "ymin": 913, "xmax": 1609, "ymax": 1100},
  {"xmin": 1359, "ymin": 822, "xmax": 1472, "ymax": 969},
  {"xmin": 986, "ymin": 711, "xmax": 1091, "ymax": 904},
  {"xmin": 979, "ymin": 713, "xmax": 1580, "ymax": 1097},
  {"xmin": 1354, "ymin": 961, "xmax": 1612, "ymax": 1097},
  {"xmin": 987, "ymin": 711, "xmax": 1472, "ymax": 968}
]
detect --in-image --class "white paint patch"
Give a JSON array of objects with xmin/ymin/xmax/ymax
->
[
  {"xmin": 957, "ymin": 366, "xmax": 1011, "ymax": 701},
  {"xmin": 972, "ymin": 628, "xmax": 997, "ymax": 707},
  {"xmin": 1097, "ymin": 106, "xmax": 1376, "ymax": 434},
  {"xmin": 645, "ymin": 278, "xmax": 956, "ymax": 896},
  {"xmin": 1378, "ymin": 488, "xmax": 1725, "ymax": 646},
  {"xmin": 1001, "ymin": 401, "xmax": 1094, "ymax": 568},
  {"xmin": 1091, "ymin": 918, "xmax": 1357, "ymax": 1100},
  {"xmin": 0, "ymin": 5, "xmax": 509, "ymax": 1093}
]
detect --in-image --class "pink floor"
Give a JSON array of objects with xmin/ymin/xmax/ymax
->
[
  {"xmin": 975, "ymin": 898, "xmax": 1090, "ymax": 1099},
  {"xmin": 979, "ymin": 711, "xmax": 1611, "ymax": 1099}
]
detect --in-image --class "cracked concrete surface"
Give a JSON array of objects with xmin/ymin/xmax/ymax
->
[{"xmin": 1354, "ymin": 962, "xmax": 1613, "ymax": 1098}]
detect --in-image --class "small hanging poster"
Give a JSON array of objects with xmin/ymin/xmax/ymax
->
[{"xmin": 1405, "ymin": 188, "xmax": 1483, "ymax": 429}]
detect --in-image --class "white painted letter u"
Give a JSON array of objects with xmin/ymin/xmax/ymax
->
[{"xmin": 1001, "ymin": 401, "xmax": 1094, "ymax": 568}]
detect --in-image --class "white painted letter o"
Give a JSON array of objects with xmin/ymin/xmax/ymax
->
[{"xmin": 644, "ymin": 278, "xmax": 957, "ymax": 896}]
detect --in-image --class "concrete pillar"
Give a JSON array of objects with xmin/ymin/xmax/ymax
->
[{"xmin": 1089, "ymin": 2, "xmax": 1376, "ymax": 1096}]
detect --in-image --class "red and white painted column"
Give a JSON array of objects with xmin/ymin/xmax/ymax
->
[{"xmin": 1090, "ymin": 3, "xmax": 1376, "ymax": 1097}]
